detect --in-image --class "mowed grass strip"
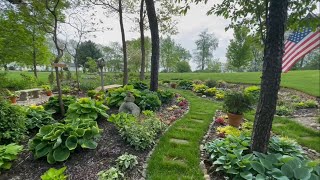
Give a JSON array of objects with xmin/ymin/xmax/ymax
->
[
  {"xmin": 147, "ymin": 90, "xmax": 219, "ymax": 180},
  {"xmin": 159, "ymin": 70, "xmax": 320, "ymax": 97},
  {"xmin": 245, "ymin": 112, "xmax": 320, "ymax": 152}
]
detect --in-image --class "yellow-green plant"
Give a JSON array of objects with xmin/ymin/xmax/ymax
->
[
  {"xmin": 0, "ymin": 143, "xmax": 23, "ymax": 170},
  {"xmin": 205, "ymin": 87, "xmax": 217, "ymax": 96},
  {"xmin": 215, "ymin": 90, "xmax": 225, "ymax": 100},
  {"xmin": 193, "ymin": 84, "xmax": 208, "ymax": 94},
  {"xmin": 217, "ymin": 125, "xmax": 241, "ymax": 137},
  {"xmin": 41, "ymin": 167, "xmax": 67, "ymax": 180}
]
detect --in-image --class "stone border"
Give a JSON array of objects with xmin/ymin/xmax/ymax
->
[{"xmin": 140, "ymin": 95, "xmax": 190, "ymax": 180}]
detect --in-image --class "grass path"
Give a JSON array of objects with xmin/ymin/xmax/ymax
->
[
  {"xmin": 147, "ymin": 90, "xmax": 219, "ymax": 179},
  {"xmin": 147, "ymin": 90, "xmax": 320, "ymax": 179}
]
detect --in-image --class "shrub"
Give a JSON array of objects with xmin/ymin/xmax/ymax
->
[
  {"xmin": 115, "ymin": 153, "xmax": 138, "ymax": 172},
  {"xmin": 193, "ymin": 84, "xmax": 208, "ymax": 94},
  {"xmin": 205, "ymin": 87, "xmax": 217, "ymax": 96},
  {"xmin": 178, "ymin": 80, "xmax": 193, "ymax": 90},
  {"xmin": 44, "ymin": 96, "xmax": 76, "ymax": 116},
  {"xmin": 192, "ymin": 80, "xmax": 203, "ymax": 85},
  {"xmin": 268, "ymin": 136, "xmax": 305, "ymax": 158},
  {"xmin": 205, "ymin": 79, "xmax": 217, "ymax": 88},
  {"xmin": 129, "ymin": 81, "xmax": 148, "ymax": 91},
  {"xmin": 138, "ymin": 90, "xmax": 161, "ymax": 111},
  {"xmin": 79, "ymin": 78, "xmax": 100, "ymax": 91},
  {"xmin": 48, "ymin": 72, "xmax": 55, "ymax": 86},
  {"xmin": 26, "ymin": 105, "xmax": 56, "ymax": 130},
  {"xmin": 244, "ymin": 86, "xmax": 260, "ymax": 101},
  {"xmin": 157, "ymin": 90, "xmax": 174, "ymax": 104},
  {"xmin": 0, "ymin": 143, "xmax": 23, "ymax": 170},
  {"xmin": 106, "ymin": 85, "xmax": 141, "ymax": 107},
  {"xmin": 62, "ymin": 86, "xmax": 71, "ymax": 94},
  {"xmin": 29, "ymin": 118, "xmax": 102, "ymax": 164},
  {"xmin": 66, "ymin": 98, "xmax": 109, "ymax": 120},
  {"xmin": 276, "ymin": 105, "xmax": 293, "ymax": 116},
  {"xmin": 216, "ymin": 80, "xmax": 227, "ymax": 88},
  {"xmin": 41, "ymin": 167, "xmax": 68, "ymax": 180},
  {"xmin": 305, "ymin": 100, "xmax": 318, "ymax": 108},
  {"xmin": 223, "ymin": 91, "xmax": 253, "ymax": 115},
  {"xmin": 98, "ymin": 167, "xmax": 124, "ymax": 180},
  {"xmin": 0, "ymin": 99, "xmax": 26, "ymax": 144}
]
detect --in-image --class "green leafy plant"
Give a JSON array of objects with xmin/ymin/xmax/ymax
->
[
  {"xmin": 26, "ymin": 105, "xmax": 56, "ymax": 130},
  {"xmin": 106, "ymin": 85, "xmax": 141, "ymax": 107},
  {"xmin": 115, "ymin": 153, "xmax": 138, "ymax": 172},
  {"xmin": 6, "ymin": 90, "xmax": 20, "ymax": 98},
  {"xmin": 44, "ymin": 96, "xmax": 76, "ymax": 116},
  {"xmin": 276, "ymin": 105, "xmax": 293, "ymax": 116},
  {"xmin": 205, "ymin": 87, "xmax": 217, "ymax": 96},
  {"xmin": 66, "ymin": 98, "xmax": 109, "ymax": 120},
  {"xmin": 157, "ymin": 90, "xmax": 174, "ymax": 104},
  {"xmin": 223, "ymin": 91, "xmax": 253, "ymax": 115},
  {"xmin": 0, "ymin": 143, "xmax": 23, "ymax": 170},
  {"xmin": 205, "ymin": 79, "xmax": 217, "ymax": 88},
  {"xmin": 0, "ymin": 99, "xmax": 26, "ymax": 144},
  {"xmin": 97, "ymin": 167, "xmax": 124, "ymax": 180},
  {"xmin": 244, "ymin": 86, "xmax": 260, "ymax": 102},
  {"xmin": 108, "ymin": 113, "xmax": 137, "ymax": 129},
  {"xmin": 216, "ymin": 125, "xmax": 241, "ymax": 137},
  {"xmin": 40, "ymin": 167, "xmax": 67, "ymax": 180},
  {"xmin": 28, "ymin": 118, "xmax": 102, "ymax": 164},
  {"xmin": 178, "ymin": 80, "xmax": 193, "ymax": 90},
  {"xmin": 41, "ymin": 85, "xmax": 51, "ymax": 92},
  {"xmin": 305, "ymin": 100, "xmax": 318, "ymax": 108},
  {"xmin": 192, "ymin": 84, "xmax": 208, "ymax": 94},
  {"xmin": 62, "ymin": 86, "xmax": 71, "ymax": 94},
  {"xmin": 129, "ymin": 81, "xmax": 148, "ymax": 91},
  {"xmin": 138, "ymin": 90, "xmax": 161, "ymax": 111},
  {"xmin": 268, "ymin": 136, "xmax": 305, "ymax": 159},
  {"xmin": 87, "ymin": 90, "xmax": 98, "ymax": 99}
]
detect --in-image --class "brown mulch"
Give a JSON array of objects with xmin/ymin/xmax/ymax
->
[{"xmin": 0, "ymin": 94, "xmax": 189, "ymax": 180}]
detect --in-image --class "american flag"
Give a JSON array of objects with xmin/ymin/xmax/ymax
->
[{"xmin": 282, "ymin": 28, "xmax": 320, "ymax": 72}]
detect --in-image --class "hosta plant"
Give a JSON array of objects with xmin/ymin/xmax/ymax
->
[
  {"xmin": 106, "ymin": 85, "xmax": 141, "ymax": 107},
  {"xmin": 0, "ymin": 143, "xmax": 23, "ymax": 170},
  {"xmin": 178, "ymin": 80, "xmax": 193, "ymax": 90},
  {"xmin": 205, "ymin": 87, "xmax": 217, "ymax": 96},
  {"xmin": 40, "ymin": 167, "xmax": 67, "ymax": 180},
  {"xmin": 157, "ymin": 90, "xmax": 174, "ymax": 104},
  {"xmin": 66, "ymin": 98, "xmax": 109, "ymax": 120},
  {"xmin": 138, "ymin": 91, "xmax": 161, "ymax": 111},
  {"xmin": 244, "ymin": 86, "xmax": 260, "ymax": 102},
  {"xmin": 98, "ymin": 167, "xmax": 124, "ymax": 180},
  {"xmin": 29, "ymin": 118, "xmax": 102, "ymax": 164},
  {"xmin": 115, "ymin": 153, "xmax": 138, "ymax": 172},
  {"xmin": 26, "ymin": 105, "xmax": 56, "ymax": 130},
  {"xmin": 215, "ymin": 90, "xmax": 225, "ymax": 100},
  {"xmin": 44, "ymin": 95, "xmax": 76, "ymax": 116}
]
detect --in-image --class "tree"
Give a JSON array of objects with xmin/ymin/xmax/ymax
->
[
  {"xmin": 193, "ymin": 30, "xmax": 218, "ymax": 70},
  {"xmin": 86, "ymin": 57, "xmax": 98, "ymax": 73},
  {"xmin": 45, "ymin": 0, "xmax": 69, "ymax": 116},
  {"xmin": 145, "ymin": 0, "xmax": 160, "ymax": 91},
  {"xmin": 207, "ymin": 59, "xmax": 222, "ymax": 73},
  {"xmin": 127, "ymin": 37, "xmax": 151, "ymax": 73},
  {"xmin": 76, "ymin": 40, "xmax": 102, "ymax": 72},
  {"xmin": 226, "ymin": 26, "xmax": 253, "ymax": 72},
  {"xmin": 103, "ymin": 42, "xmax": 123, "ymax": 72},
  {"xmin": 176, "ymin": 61, "xmax": 191, "ymax": 73}
]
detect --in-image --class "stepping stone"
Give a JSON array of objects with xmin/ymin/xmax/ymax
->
[
  {"xmin": 170, "ymin": 138, "xmax": 189, "ymax": 145},
  {"xmin": 191, "ymin": 119, "xmax": 203, "ymax": 123},
  {"xmin": 176, "ymin": 127, "xmax": 195, "ymax": 132},
  {"xmin": 164, "ymin": 156, "xmax": 187, "ymax": 167}
]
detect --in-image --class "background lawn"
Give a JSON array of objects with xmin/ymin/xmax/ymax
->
[{"xmin": 2, "ymin": 70, "xmax": 319, "ymax": 96}]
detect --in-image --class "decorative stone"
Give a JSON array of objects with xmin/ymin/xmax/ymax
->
[
  {"xmin": 119, "ymin": 92, "xmax": 141, "ymax": 116},
  {"xmin": 169, "ymin": 138, "xmax": 189, "ymax": 144},
  {"xmin": 202, "ymin": 95, "xmax": 206, "ymax": 98}
]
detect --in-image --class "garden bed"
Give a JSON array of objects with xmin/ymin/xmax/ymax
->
[
  {"xmin": 0, "ymin": 93, "xmax": 189, "ymax": 180},
  {"xmin": 200, "ymin": 110, "xmax": 320, "ymax": 180}
]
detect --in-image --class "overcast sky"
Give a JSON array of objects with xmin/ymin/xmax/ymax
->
[{"xmin": 64, "ymin": 2, "xmax": 234, "ymax": 70}]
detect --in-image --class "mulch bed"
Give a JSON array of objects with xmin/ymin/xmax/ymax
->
[{"xmin": 0, "ymin": 94, "xmax": 189, "ymax": 180}]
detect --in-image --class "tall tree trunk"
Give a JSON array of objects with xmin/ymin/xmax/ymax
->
[
  {"xmin": 119, "ymin": 0, "xmax": 128, "ymax": 85},
  {"xmin": 139, "ymin": 0, "xmax": 146, "ymax": 81},
  {"xmin": 251, "ymin": 0, "xmax": 288, "ymax": 153},
  {"xmin": 32, "ymin": 28, "xmax": 38, "ymax": 78},
  {"xmin": 145, "ymin": 0, "xmax": 159, "ymax": 91}
]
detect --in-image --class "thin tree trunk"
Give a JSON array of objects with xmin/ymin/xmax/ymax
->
[
  {"xmin": 74, "ymin": 56, "xmax": 80, "ymax": 92},
  {"xmin": 251, "ymin": 0, "xmax": 288, "ymax": 153},
  {"xmin": 119, "ymin": 0, "xmax": 128, "ymax": 85},
  {"xmin": 139, "ymin": 0, "xmax": 146, "ymax": 81},
  {"xmin": 54, "ymin": 66, "xmax": 65, "ymax": 115},
  {"xmin": 32, "ymin": 28, "xmax": 38, "ymax": 78},
  {"xmin": 145, "ymin": 0, "xmax": 159, "ymax": 91}
]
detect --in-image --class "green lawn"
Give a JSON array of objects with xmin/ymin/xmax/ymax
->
[
  {"xmin": 2, "ymin": 70, "xmax": 319, "ymax": 96},
  {"xmin": 159, "ymin": 70, "xmax": 320, "ymax": 97}
]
